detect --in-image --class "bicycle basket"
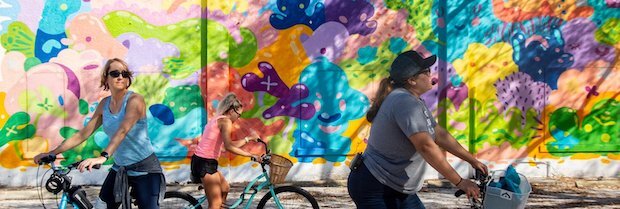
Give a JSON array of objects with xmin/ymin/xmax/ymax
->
[
  {"xmin": 483, "ymin": 170, "xmax": 531, "ymax": 209},
  {"xmin": 269, "ymin": 154, "xmax": 293, "ymax": 184}
]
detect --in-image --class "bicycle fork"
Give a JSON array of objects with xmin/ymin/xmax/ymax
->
[{"xmin": 268, "ymin": 185, "xmax": 286, "ymax": 209}]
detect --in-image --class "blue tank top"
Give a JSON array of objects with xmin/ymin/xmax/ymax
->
[{"xmin": 102, "ymin": 91, "xmax": 154, "ymax": 176}]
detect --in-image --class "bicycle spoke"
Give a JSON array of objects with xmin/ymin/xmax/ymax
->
[
  {"xmin": 257, "ymin": 186, "xmax": 319, "ymax": 209},
  {"xmin": 263, "ymin": 192, "xmax": 314, "ymax": 209},
  {"xmin": 162, "ymin": 191, "xmax": 202, "ymax": 209},
  {"xmin": 161, "ymin": 199, "xmax": 192, "ymax": 208}
]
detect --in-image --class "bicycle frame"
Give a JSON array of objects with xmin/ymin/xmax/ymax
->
[
  {"xmin": 58, "ymin": 192, "xmax": 82, "ymax": 209},
  {"xmin": 190, "ymin": 172, "xmax": 281, "ymax": 209}
]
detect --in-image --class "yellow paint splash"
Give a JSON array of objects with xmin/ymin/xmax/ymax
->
[
  {"xmin": 453, "ymin": 43, "xmax": 518, "ymax": 103},
  {"xmin": 607, "ymin": 153, "xmax": 620, "ymax": 160},
  {"xmin": 601, "ymin": 158, "xmax": 611, "ymax": 164},
  {"xmin": 161, "ymin": 158, "xmax": 190, "ymax": 171},
  {"xmin": 343, "ymin": 118, "xmax": 370, "ymax": 155},
  {"xmin": 601, "ymin": 134, "xmax": 611, "ymax": 143},
  {"xmin": 238, "ymin": 25, "xmax": 313, "ymax": 87},
  {"xmin": 204, "ymin": 0, "xmax": 249, "ymax": 14},
  {"xmin": 312, "ymin": 157, "xmax": 327, "ymax": 165},
  {"xmin": 0, "ymin": 92, "xmax": 8, "ymax": 127},
  {"xmin": 0, "ymin": 137, "xmax": 46, "ymax": 169},
  {"xmin": 570, "ymin": 153, "xmax": 602, "ymax": 160}
]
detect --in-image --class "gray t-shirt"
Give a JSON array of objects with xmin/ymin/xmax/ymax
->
[{"xmin": 364, "ymin": 88, "xmax": 437, "ymax": 194}]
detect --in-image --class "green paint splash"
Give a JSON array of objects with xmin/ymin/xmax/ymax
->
[{"xmin": 0, "ymin": 112, "xmax": 36, "ymax": 147}]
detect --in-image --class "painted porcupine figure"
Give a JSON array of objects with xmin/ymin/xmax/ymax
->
[{"xmin": 494, "ymin": 72, "xmax": 551, "ymax": 123}]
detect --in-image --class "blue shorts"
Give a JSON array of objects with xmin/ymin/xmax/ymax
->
[{"xmin": 99, "ymin": 170, "xmax": 162, "ymax": 209}]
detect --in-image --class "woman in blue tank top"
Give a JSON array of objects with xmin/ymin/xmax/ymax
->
[{"xmin": 34, "ymin": 58, "xmax": 164, "ymax": 209}]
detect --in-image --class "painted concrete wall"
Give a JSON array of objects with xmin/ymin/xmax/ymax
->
[{"xmin": 0, "ymin": 0, "xmax": 618, "ymax": 186}]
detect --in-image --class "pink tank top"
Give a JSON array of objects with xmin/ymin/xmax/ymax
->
[{"xmin": 195, "ymin": 115, "xmax": 227, "ymax": 159}]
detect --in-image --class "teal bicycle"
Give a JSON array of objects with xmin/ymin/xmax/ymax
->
[{"xmin": 161, "ymin": 139, "xmax": 320, "ymax": 209}]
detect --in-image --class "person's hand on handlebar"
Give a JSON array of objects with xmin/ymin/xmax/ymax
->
[
  {"xmin": 250, "ymin": 154, "xmax": 265, "ymax": 163},
  {"xmin": 77, "ymin": 156, "xmax": 107, "ymax": 172},
  {"xmin": 470, "ymin": 160, "xmax": 488, "ymax": 176},
  {"xmin": 33, "ymin": 152, "xmax": 54, "ymax": 165},
  {"xmin": 246, "ymin": 131, "xmax": 261, "ymax": 143},
  {"xmin": 456, "ymin": 178, "xmax": 481, "ymax": 200}
]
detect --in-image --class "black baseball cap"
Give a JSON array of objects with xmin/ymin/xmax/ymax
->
[{"xmin": 389, "ymin": 50, "xmax": 437, "ymax": 82}]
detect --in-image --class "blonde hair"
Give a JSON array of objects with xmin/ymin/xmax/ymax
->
[
  {"xmin": 216, "ymin": 93, "xmax": 243, "ymax": 115},
  {"xmin": 100, "ymin": 58, "xmax": 133, "ymax": 90}
]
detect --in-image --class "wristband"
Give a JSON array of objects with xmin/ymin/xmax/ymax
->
[
  {"xmin": 100, "ymin": 151, "xmax": 110, "ymax": 160},
  {"xmin": 455, "ymin": 177, "xmax": 463, "ymax": 186}
]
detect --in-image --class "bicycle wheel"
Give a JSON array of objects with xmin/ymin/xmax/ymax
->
[
  {"xmin": 161, "ymin": 191, "xmax": 203, "ymax": 209},
  {"xmin": 257, "ymin": 186, "xmax": 320, "ymax": 209}
]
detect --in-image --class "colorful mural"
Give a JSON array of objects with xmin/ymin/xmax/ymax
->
[{"xmin": 1, "ymin": 0, "xmax": 619, "ymax": 186}]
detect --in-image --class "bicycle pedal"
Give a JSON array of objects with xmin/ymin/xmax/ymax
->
[{"xmin": 221, "ymin": 202, "xmax": 233, "ymax": 209}]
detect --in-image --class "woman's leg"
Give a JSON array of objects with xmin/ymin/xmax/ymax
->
[
  {"xmin": 130, "ymin": 173, "xmax": 162, "ymax": 209},
  {"xmin": 218, "ymin": 172, "xmax": 230, "ymax": 202},
  {"xmin": 400, "ymin": 194, "xmax": 425, "ymax": 209},
  {"xmin": 202, "ymin": 171, "xmax": 223, "ymax": 209},
  {"xmin": 99, "ymin": 170, "xmax": 121, "ymax": 209},
  {"xmin": 383, "ymin": 186, "xmax": 425, "ymax": 209},
  {"xmin": 347, "ymin": 162, "xmax": 388, "ymax": 209}
]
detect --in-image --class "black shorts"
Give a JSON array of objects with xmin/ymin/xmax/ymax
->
[{"xmin": 191, "ymin": 155, "xmax": 218, "ymax": 180}]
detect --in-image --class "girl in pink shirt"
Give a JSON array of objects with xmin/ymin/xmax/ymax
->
[{"xmin": 191, "ymin": 93, "xmax": 262, "ymax": 209}]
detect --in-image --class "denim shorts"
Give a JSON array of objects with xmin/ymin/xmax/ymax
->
[{"xmin": 347, "ymin": 161, "xmax": 426, "ymax": 209}]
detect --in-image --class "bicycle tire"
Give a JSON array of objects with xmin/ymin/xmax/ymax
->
[
  {"xmin": 161, "ymin": 191, "xmax": 203, "ymax": 209},
  {"xmin": 257, "ymin": 186, "xmax": 320, "ymax": 209}
]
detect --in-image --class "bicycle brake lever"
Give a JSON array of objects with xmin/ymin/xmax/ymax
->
[
  {"xmin": 39, "ymin": 154, "xmax": 57, "ymax": 165},
  {"xmin": 475, "ymin": 169, "xmax": 488, "ymax": 180},
  {"xmin": 455, "ymin": 189, "xmax": 466, "ymax": 197}
]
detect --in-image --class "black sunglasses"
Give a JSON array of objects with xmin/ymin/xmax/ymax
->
[
  {"xmin": 414, "ymin": 69, "xmax": 431, "ymax": 77},
  {"xmin": 108, "ymin": 70, "xmax": 131, "ymax": 78},
  {"xmin": 232, "ymin": 108, "xmax": 241, "ymax": 115}
]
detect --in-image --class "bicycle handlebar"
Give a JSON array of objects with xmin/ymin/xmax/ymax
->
[
  {"xmin": 256, "ymin": 138, "xmax": 270, "ymax": 155},
  {"xmin": 251, "ymin": 138, "xmax": 273, "ymax": 166},
  {"xmin": 39, "ymin": 154, "xmax": 101, "ymax": 170},
  {"xmin": 454, "ymin": 169, "xmax": 488, "ymax": 198},
  {"xmin": 37, "ymin": 154, "xmax": 100, "ymax": 195}
]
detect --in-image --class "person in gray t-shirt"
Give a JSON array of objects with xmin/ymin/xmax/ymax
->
[{"xmin": 347, "ymin": 50, "xmax": 488, "ymax": 209}]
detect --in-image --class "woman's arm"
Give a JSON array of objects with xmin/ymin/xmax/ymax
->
[
  {"xmin": 434, "ymin": 126, "xmax": 488, "ymax": 175},
  {"xmin": 34, "ymin": 98, "xmax": 104, "ymax": 164},
  {"xmin": 409, "ymin": 132, "xmax": 481, "ymax": 198},
  {"xmin": 410, "ymin": 132, "xmax": 462, "ymax": 185},
  {"xmin": 229, "ymin": 131, "xmax": 259, "ymax": 148},
  {"xmin": 219, "ymin": 118, "xmax": 260, "ymax": 159}
]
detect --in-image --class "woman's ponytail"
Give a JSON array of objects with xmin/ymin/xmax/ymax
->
[{"xmin": 366, "ymin": 77, "xmax": 394, "ymax": 122}]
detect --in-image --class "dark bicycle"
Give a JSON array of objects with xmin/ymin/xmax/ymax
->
[{"xmin": 37, "ymin": 155, "xmax": 99, "ymax": 209}]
